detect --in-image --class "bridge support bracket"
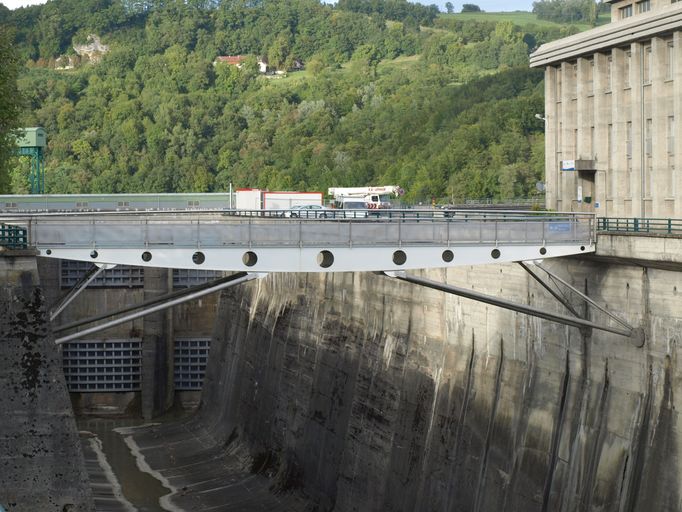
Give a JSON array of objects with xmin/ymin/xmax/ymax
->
[
  {"xmin": 383, "ymin": 270, "xmax": 639, "ymax": 343},
  {"xmin": 49, "ymin": 263, "xmax": 116, "ymax": 321},
  {"xmin": 54, "ymin": 271, "xmax": 264, "ymax": 345}
]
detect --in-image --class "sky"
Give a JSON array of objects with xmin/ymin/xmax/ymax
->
[{"xmin": 1, "ymin": 0, "xmax": 536, "ymax": 12}]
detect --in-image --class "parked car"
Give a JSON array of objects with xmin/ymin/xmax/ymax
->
[{"xmin": 284, "ymin": 204, "xmax": 331, "ymax": 218}]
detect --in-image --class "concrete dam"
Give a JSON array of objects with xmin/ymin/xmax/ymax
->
[{"xmin": 0, "ymin": 232, "xmax": 680, "ymax": 511}]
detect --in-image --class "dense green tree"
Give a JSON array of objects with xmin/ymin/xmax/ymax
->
[
  {"xmin": 3, "ymin": 0, "xmax": 568, "ymax": 201},
  {"xmin": 532, "ymin": 0, "xmax": 601, "ymax": 25},
  {"xmin": 0, "ymin": 28, "xmax": 22, "ymax": 192}
]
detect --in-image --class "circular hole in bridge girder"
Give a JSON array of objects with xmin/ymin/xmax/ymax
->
[
  {"xmin": 539, "ymin": 247, "xmax": 547, "ymax": 255},
  {"xmin": 317, "ymin": 250, "xmax": 334, "ymax": 268},
  {"xmin": 90, "ymin": 250, "xmax": 98, "ymax": 259},
  {"xmin": 392, "ymin": 250, "xmax": 407, "ymax": 266},
  {"xmin": 192, "ymin": 251, "xmax": 206, "ymax": 265},
  {"xmin": 141, "ymin": 251, "xmax": 152, "ymax": 262},
  {"xmin": 442, "ymin": 250, "xmax": 454, "ymax": 263},
  {"xmin": 242, "ymin": 251, "xmax": 258, "ymax": 267},
  {"xmin": 491, "ymin": 248, "xmax": 501, "ymax": 259}
]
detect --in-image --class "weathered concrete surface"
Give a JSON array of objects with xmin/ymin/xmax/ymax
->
[
  {"xmin": 0, "ymin": 253, "xmax": 94, "ymax": 511},
  {"xmin": 154, "ymin": 257, "xmax": 681, "ymax": 512},
  {"xmin": 596, "ymin": 233, "xmax": 682, "ymax": 269},
  {"xmin": 119, "ymin": 419, "xmax": 310, "ymax": 511}
]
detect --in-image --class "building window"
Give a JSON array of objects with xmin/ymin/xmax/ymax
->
[
  {"xmin": 608, "ymin": 123, "xmax": 614, "ymax": 198},
  {"xmin": 643, "ymin": 46, "xmax": 652, "ymax": 84},
  {"xmin": 620, "ymin": 4, "xmax": 633, "ymax": 18},
  {"xmin": 645, "ymin": 118, "xmax": 653, "ymax": 197},
  {"xmin": 607, "ymin": 55, "xmax": 613, "ymax": 91},
  {"xmin": 626, "ymin": 121, "xmax": 633, "ymax": 196},
  {"xmin": 637, "ymin": 0, "xmax": 650, "ymax": 13},
  {"xmin": 667, "ymin": 42, "xmax": 675, "ymax": 80},
  {"xmin": 557, "ymin": 122, "xmax": 563, "ymax": 199},
  {"xmin": 668, "ymin": 115, "xmax": 675, "ymax": 195},
  {"xmin": 624, "ymin": 51, "xmax": 631, "ymax": 87}
]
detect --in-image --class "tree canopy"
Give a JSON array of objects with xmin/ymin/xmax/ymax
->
[
  {"xmin": 0, "ymin": 27, "xmax": 22, "ymax": 189},
  {"xmin": 0, "ymin": 0, "xmax": 584, "ymax": 202}
]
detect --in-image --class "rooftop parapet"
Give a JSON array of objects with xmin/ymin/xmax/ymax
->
[{"xmin": 530, "ymin": 2, "xmax": 682, "ymax": 67}]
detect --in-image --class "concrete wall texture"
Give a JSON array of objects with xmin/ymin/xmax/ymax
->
[
  {"xmin": 197, "ymin": 258, "xmax": 681, "ymax": 512},
  {"xmin": 0, "ymin": 254, "xmax": 93, "ymax": 511}
]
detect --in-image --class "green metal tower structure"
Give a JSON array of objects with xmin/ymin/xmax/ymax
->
[{"xmin": 16, "ymin": 127, "xmax": 46, "ymax": 194}]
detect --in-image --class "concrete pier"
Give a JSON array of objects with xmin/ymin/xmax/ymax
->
[{"xmin": 0, "ymin": 252, "xmax": 93, "ymax": 511}]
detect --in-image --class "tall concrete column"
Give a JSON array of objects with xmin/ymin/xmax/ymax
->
[
  {"xmin": 576, "ymin": 57, "xmax": 593, "ymax": 160},
  {"xmin": 544, "ymin": 66, "xmax": 558, "ymax": 210},
  {"xmin": 142, "ymin": 266, "xmax": 171, "ymax": 419},
  {"xmin": 631, "ymin": 41, "xmax": 644, "ymax": 217},
  {"xmin": 651, "ymin": 37, "xmax": 670, "ymax": 217},
  {"xmin": 560, "ymin": 61, "xmax": 577, "ymax": 209},
  {"xmin": 577, "ymin": 56, "xmax": 596, "ymax": 211},
  {"xmin": 594, "ymin": 52, "xmax": 609, "ymax": 214},
  {"xmin": 612, "ymin": 47, "xmax": 627, "ymax": 217},
  {"xmin": 674, "ymin": 31, "xmax": 682, "ymax": 217}
]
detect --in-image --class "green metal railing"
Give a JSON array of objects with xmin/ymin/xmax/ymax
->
[
  {"xmin": 0, "ymin": 223, "xmax": 28, "ymax": 249},
  {"xmin": 598, "ymin": 217, "xmax": 682, "ymax": 235}
]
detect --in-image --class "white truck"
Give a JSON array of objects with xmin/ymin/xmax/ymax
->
[
  {"xmin": 235, "ymin": 189, "xmax": 324, "ymax": 211},
  {"xmin": 327, "ymin": 186, "xmax": 403, "ymax": 210}
]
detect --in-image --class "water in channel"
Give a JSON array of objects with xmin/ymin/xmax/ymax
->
[{"xmin": 78, "ymin": 418, "xmax": 169, "ymax": 512}]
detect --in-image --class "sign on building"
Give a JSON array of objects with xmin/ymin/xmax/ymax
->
[{"xmin": 561, "ymin": 160, "xmax": 576, "ymax": 171}]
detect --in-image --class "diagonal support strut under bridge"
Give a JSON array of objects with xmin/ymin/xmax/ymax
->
[
  {"xmin": 54, "ymin": 272, "xmax": 265, "ymax": 345},
  {"xmin": 383, "ymin": 271, "xmax": 644, "ymax": 347}
]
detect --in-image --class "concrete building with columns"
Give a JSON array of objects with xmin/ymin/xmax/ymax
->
[{"xmin": 530, "ymin": 0, "xmax": 682, "ymax": 217}]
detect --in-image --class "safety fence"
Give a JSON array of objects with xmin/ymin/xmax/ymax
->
[
  {"xmin": 22, "ymin": 210, "xmax": 596, "ymax": 249},
  {"xmin": 597, "ymin": 217, "xmax": 682, "ymax": 235},
  {"xmin": 0, "ymin": 223, "xmax": 28, "ymax": 249}
]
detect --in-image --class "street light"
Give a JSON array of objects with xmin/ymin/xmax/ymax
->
[{"xmin": 534, "ymin": 113, "xmax": 546, "ymax": 122}]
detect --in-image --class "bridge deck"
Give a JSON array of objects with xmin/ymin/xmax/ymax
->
[{"xmin": 5, "ymin": 210, "xmax": 595, "ymax": 272}]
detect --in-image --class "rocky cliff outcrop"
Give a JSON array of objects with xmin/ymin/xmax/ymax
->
[{"xmin": 73, "ymin": 35, "xmax": 108, "ymax": 63}]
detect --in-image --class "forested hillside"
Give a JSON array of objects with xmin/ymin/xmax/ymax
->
[{"xmin": 0, "ymin": 0, "xmax": 585, "ymax": 202}]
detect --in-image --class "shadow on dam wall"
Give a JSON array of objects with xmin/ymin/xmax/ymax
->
[
  {"xmin": 145, "ymin": 263, "xmax": 681, "ymax": 512},
  {"xmin": 2, "ymin": 253, "xmax": 680, "ymax": 511}
]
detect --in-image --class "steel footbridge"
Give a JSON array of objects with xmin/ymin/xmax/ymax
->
[{"xmin": 2, "ymin": 209, "xmax": 595, "ymax": 272}]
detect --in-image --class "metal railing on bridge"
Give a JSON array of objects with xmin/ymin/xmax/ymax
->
[
  {"xmin": 0, "ymin": 223, "xmax": 28, "ymax": 249},
  {"xmin": 22, "ymin": 209, "xmax": 595, "ymax": 249},
  {"xmin": 1, "ymin": 209, "xmax": 596, "ymax": 272},
  {"xmin": 597, "ymin": 217, "xmax": 682, "ymax": 235}
]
